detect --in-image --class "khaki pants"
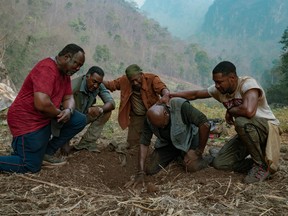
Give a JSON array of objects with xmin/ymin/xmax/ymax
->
[
  {"xmin": 212, "ymin": 117, "xmax": 269, "ymax": 173},
  {"xmin": 126, "ymin": 113, "xmax": 146, "ymax": 148},
  {"xmin": 75, "ymin": 111, "xmax": 112, "ymax": 151}
]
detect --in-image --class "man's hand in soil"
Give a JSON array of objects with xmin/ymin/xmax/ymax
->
[
  {"xmin": 124, "ymin": 170, "xmax": 145, "ymax": 189},
  {"xmin": 184, "ymin": 149, "xmax": 200, "ymax": 166}
]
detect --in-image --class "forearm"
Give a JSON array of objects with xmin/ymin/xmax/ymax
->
[
  {"xmin": 138, "ymin": 144, "xmax": 149, "ymax": 172},
  {"xmin": 40, "ymin": 102, "xmax": 61, "ymax": 118},
  {"xmin": 227, "ymin": 105, "xmax": 255, "ymax": 119},
  {"xmin": 227, "ymin": 89, "xmax": 259, "ymax": 118},
  {"xmin": 62, "ymin": 96, "xmax": 75, "ymax": 110},
  {"xmin": 170, "ymin": 91, "xmax": 196, "ymax": 100},
  {"xmin": 197, "ymin": 122, "xmax": 210, "ymax": 153},
  {"xmin": 170, "ymin": 89, "xmax": 211, "ymax": 100},
  {"xmin": 34, "ymin": 92, "xmax": 61, "ymax": 118},
  {"xmin": 161, "ymin": 88, "xmax": 170, "ymax": 97},
  {"xmin": 102, "ymin": 101, "xmax": 115, "ymax": 113}
]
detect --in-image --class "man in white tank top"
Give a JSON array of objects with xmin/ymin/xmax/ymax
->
[{"xmin": 170, "ymin": 61, "xmax": 281, "ymax": 184}]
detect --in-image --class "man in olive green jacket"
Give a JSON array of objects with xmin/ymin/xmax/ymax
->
[{"xmin": 62, "ymin": 66, "xmax": 115, "ymax": 153}]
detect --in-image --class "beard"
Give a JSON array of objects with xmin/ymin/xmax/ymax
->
[
  {"xmin": 132, "ymin": 85, "xmax": 141, "ymax": 91},
  {"xmin": 65, "ymin": 70, "xmax": 76, "ymax": 76}
]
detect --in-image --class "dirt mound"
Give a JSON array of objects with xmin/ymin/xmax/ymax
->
[{"xmin": 1, "ymin": 112, "xmax": 288, "ymax": 215}]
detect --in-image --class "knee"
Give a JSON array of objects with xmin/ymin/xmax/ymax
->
[
  {"xmin": 234, "ymin": 117, "xmax": 251, "ymax": 134},
  {"xmin": 212, "ymin": 156, "xmax": 231, "ymax": 170},
  {"xmin": 212, "ymin": 157, "xmax": 223, "ymax": 170},
  {"xmin": 72, "ymin": 111, "xmax": 87, "ymax": 129},
  {"xmin": 26, "ymin": 161, "xmax": 42, "ymax": 173},
  {"xmin": 146, "ymin": 165, "xmax": 161, "ymax": 175},
  {"xmin": 234, "ymin": 117, "xmax": 249, "ymax": 128}
]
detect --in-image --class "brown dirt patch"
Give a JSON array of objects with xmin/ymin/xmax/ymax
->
[{"xmin": 1, "ymin": 111, "xmax": 288, "ymax": 215}]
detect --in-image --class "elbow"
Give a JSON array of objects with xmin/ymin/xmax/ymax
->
[
  {"xmin": 34, "ymin": 100, "xmax": 52, "ymax": 113},
  {"xmin": 245, "ymin": 109, "xmax": 256, "ymax": 118},
  {"xmin": 111, "ymin": 101, "xmax": 116, "ymax": 110},
  {"xmin": 34, "ymin": 101, "xmax": 45, "ymax": 112}
]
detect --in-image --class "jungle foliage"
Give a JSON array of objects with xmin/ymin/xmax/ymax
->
[{"xmin": 267, "ymin": 26, "xmax": 288, "ymax": 105}]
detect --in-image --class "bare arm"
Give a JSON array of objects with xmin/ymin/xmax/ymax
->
[
  {"xmin": 102, "ymin": 101, "xmax": 115, "ymax": 113},
  {"xmin": 170, "ymin": 89, "xmax": 211, "ymax": 100},
  {"xmin": 62, "ymin": 94, "xmax": 75, "ymax": 111},
  {"xmin": 228, "ymin": 89, "xmax": 259, "ymax": 118},
  {"xmin": 197, "ymin": 122, "xmax": 210, "ymax": 153},
  {"xmin": 34, "ymin": 92, "xmax": 61, "ymax": 118},
  {"xmin": 34, "ymin": 92, "xmax": 75, "ymax": 123},
  {"xmin": 159, "ymin": 88, "xmax": 170, "ymax": 104},
  {"xmin": 138, "ymin": 144, "xmax": 149, "ymax": 172}
]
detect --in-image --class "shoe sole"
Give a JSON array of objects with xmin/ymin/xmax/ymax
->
[{"xmin": 42, "ymin": 160, "xmax": 67, "ymax": 166}]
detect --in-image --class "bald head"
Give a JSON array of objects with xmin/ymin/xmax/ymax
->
[{"xmin": 147, "ymin": 104, "xmax": 170, "ymax": 128}]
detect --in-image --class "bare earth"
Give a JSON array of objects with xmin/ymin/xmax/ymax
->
[{"xmin": 0, "ymin": 110, "xmax": 288, "ymax": 216}]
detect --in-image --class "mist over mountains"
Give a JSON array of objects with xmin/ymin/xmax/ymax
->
[
  {"xmin": 141, "ymin": 0, "xmax": 288, "ymax": 83},
  {"xmin": 141, "ymin": 0, "xmax": 214, "ymax": 39}
]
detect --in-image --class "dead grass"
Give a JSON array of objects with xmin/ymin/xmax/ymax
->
[{"xmin": 1, "ymin": 104, "xmax": 288, "ymax": 215}]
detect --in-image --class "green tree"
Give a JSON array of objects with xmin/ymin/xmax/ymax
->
[
  {"xmin": 93, "ymin": 45, "xmax": 111, "ymax": 63},
  {"xmin": 195, "ymin": 50, "xmax": 211, "ymax": 86},
  {"xmin": 69, "ymin": 17, "xmax": 86, "ymax": 32},
  {"xmin": 280, "ymin": 27, "xmax": 288, "ymax": 83},
  {"xmin": 267, "ymin": 27, "xmax": 288, "ymax": 104}
]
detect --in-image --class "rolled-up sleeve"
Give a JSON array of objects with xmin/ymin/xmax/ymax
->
[
  {"xmin": 181, "ymin": 101, "xmax": 208, "ymax": 126},
  {"xmin": 139, "ymin": 118, "xmax": 154, "ymax": 146},
  {"xmin": 152, "ymin": 76, "xmax": 168, "ymax": 94},
  {"xmin": 98, "ymin": 84, "xmax": 115, "ymax": 107}
]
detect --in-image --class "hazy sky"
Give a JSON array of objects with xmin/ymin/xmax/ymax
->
[{"xmin": 126, "ymin": 0, "xmax": 145, "ymax": 7}]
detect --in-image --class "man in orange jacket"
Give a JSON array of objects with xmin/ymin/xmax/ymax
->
[{"xmin": 103, "ymin": 64, "xmax": 169, "ymax": 149}]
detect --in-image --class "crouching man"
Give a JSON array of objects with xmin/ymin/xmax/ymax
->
[
  {"xmin": 127, "ymin": 97, "xmax": 210, "ymax": 187},
  {"xmin": 61, "ymin": 66, "xmax": 115, "ymax": 154}
]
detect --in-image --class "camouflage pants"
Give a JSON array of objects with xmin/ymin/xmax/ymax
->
[
  {"xmin": 74, "ymin": 111, "xmax": 111, "ymax": 151},
  {"xmin": 212, "ymin": 117, "xmax": 269, "ymax": 173}
]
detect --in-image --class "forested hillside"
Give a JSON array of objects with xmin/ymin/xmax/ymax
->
[
  {"xmin": 0, "ymin": 0, "xmax": 214, "ymax": 89},
  {"xmin": 196, "ymin": 0, "xmax": 288, "ymax": 86},
  {"xmin": 141, "ymin": 0, "xmax": 288, "ymax": 89}
]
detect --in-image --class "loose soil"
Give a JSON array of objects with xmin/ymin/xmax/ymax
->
[{"xmin": 1, "ymin": 110, "xmax": 288, "ymax": 215}]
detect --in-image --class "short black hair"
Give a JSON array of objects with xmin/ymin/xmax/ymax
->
[
  {"xmin": 58, "ymin": 44, "xmax": 85, "ymax": 56},
  {"xmin": 212, "ymin": 61, "xmax": 236, "ymax": 76},
  {"xmin": 86, "ymin": 66, "xmax": 105, "ymax": 77}
]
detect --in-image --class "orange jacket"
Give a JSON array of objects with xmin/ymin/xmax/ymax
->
[{"xmin": 105, "ymin": 73, "xmax": 168, "ymax": 129}]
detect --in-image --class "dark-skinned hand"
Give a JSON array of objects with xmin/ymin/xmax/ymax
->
[
  {"xmin": 57, "ymin": 109, "xmax": 71, "ymax": 123},
  {"xmin": 124, "ymin": 171, "xmax": 145, "ymax": 189},
  {"xmin": 88, "ymin": 106, "xmax": 103, "ymax": 118}
]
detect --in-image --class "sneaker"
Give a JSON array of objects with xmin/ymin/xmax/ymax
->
[
  {"xmin": 243, "ymin": 164, "xmax": 271, "ymax": 184},
  {"xmin": 42, "ymin": 154, "xmax": 67, "ymax": 166}
]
